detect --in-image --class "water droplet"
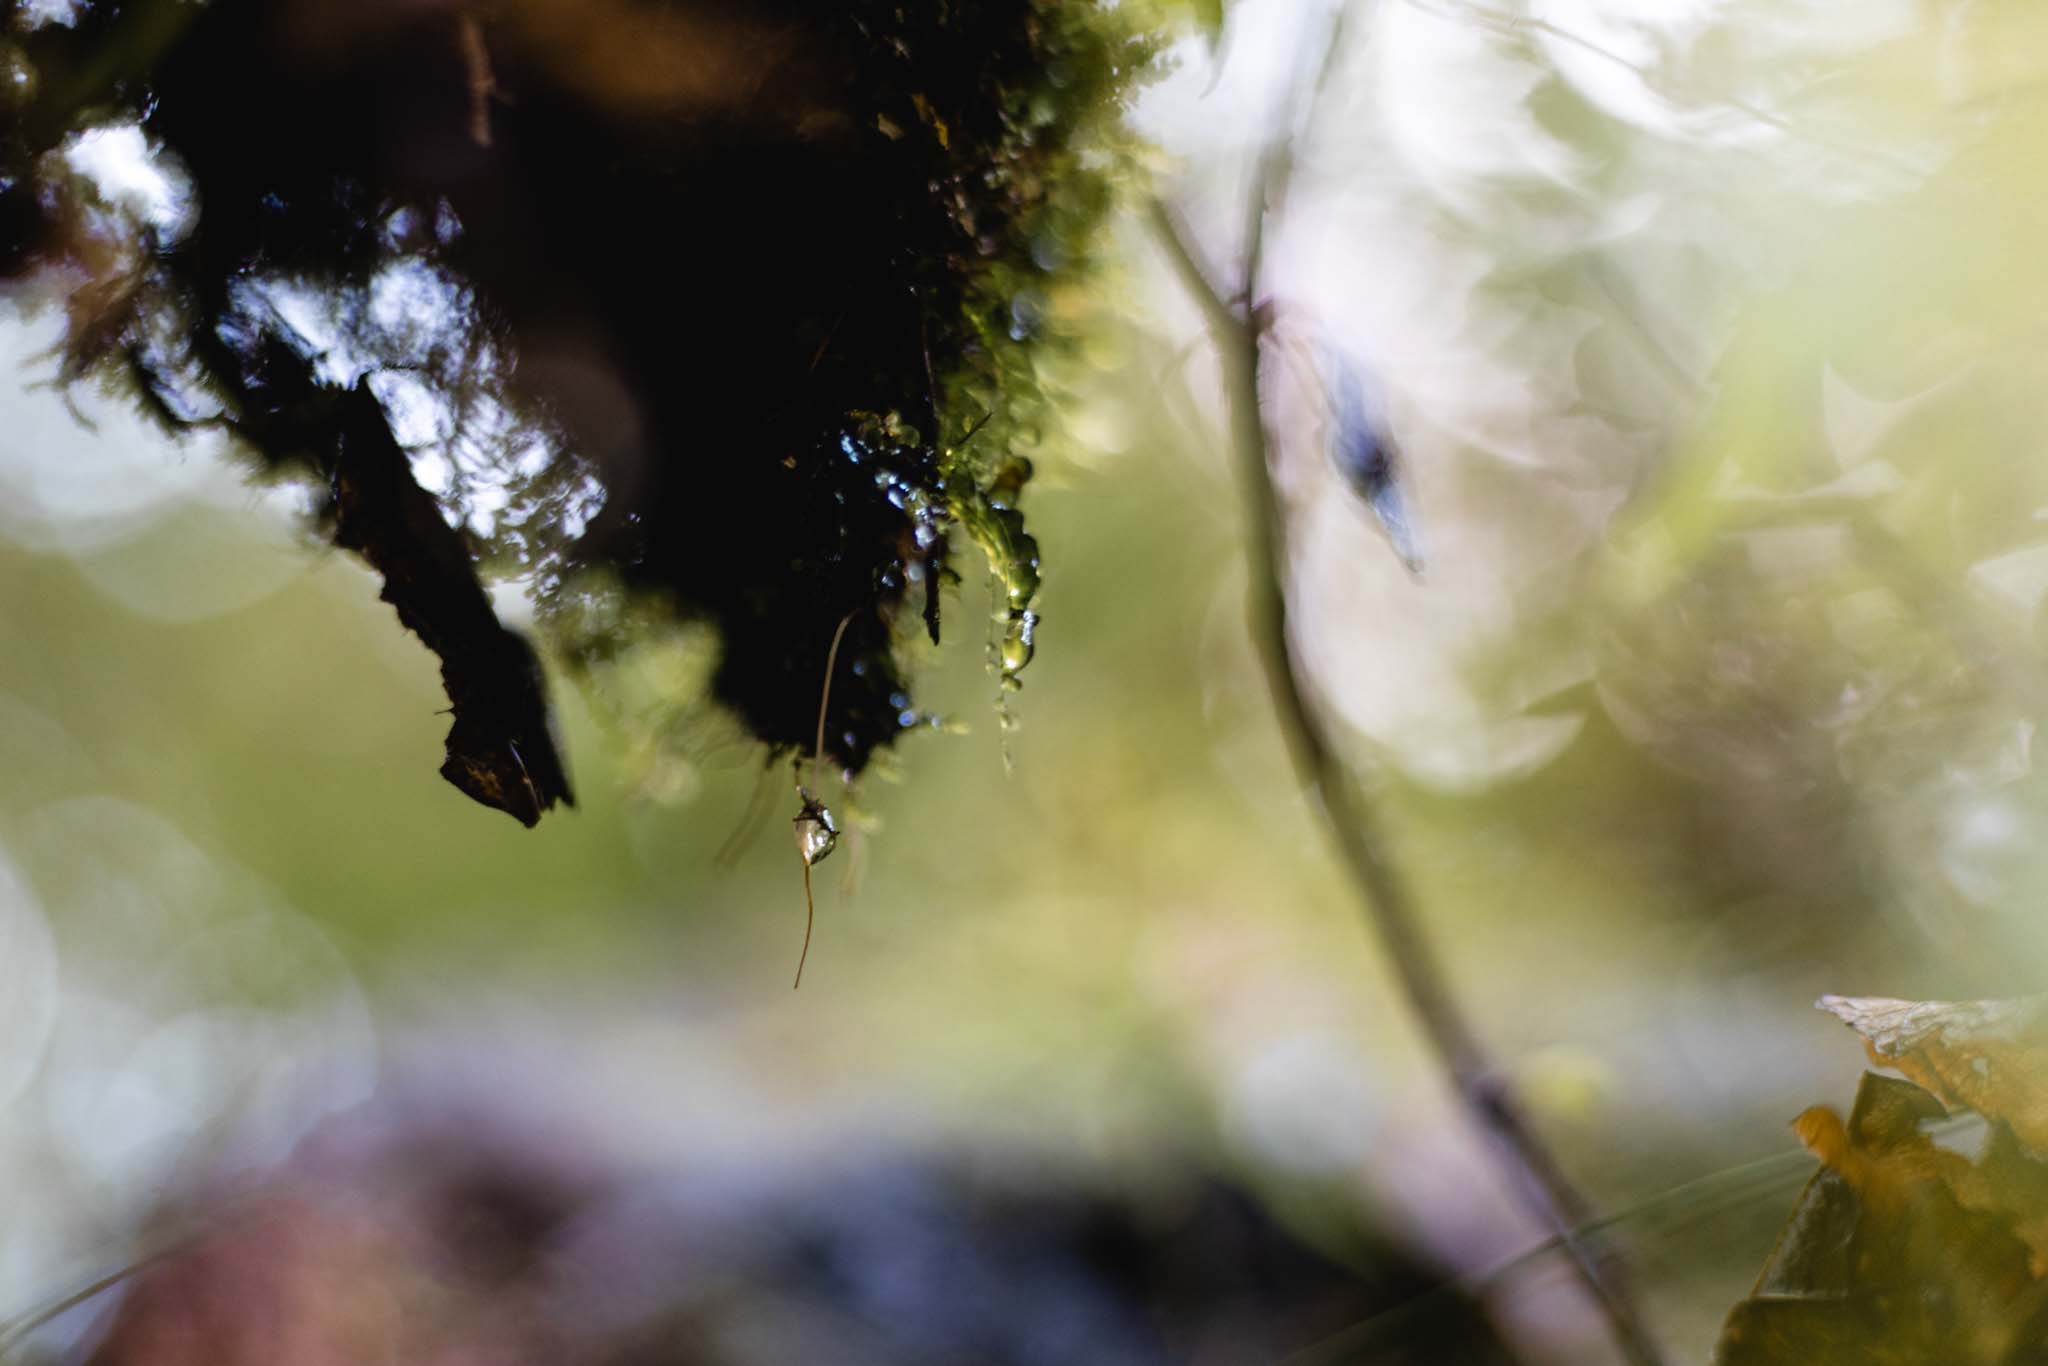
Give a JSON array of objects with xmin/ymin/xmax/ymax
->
[
  {"xmin": 793, "ymin": 793, "xmax": 837, "ymax": 866},
  {"xmin": 1000, "ymin": 610, "xmax": 1038, "ymax": 675}
]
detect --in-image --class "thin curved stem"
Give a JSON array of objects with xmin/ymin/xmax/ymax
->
[
  {"xmin": 794, "ymin": 858, "xmax": 815, "ymax": 990},
  {"xmin": 0, "ymin": 1255, "xmax": 165, "ymax": 1358},
  {"xmin": 812, "ymin": 611, "xmax": 856, "ymax": 795},
  {"xmin": 1280, "ymin": 1131, "xmax": 1860, "ymax": 1365},
  {"xmin": 1148, "ymin": 115, "xmax": 1668, "ymax": 1366},
  {"xmin": 792, "ymin": 611, "xmax": 856, "ymax": 990}
]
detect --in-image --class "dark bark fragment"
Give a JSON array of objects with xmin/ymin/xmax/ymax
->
[{"xmin": 327, "ymin": 382, "xmax": 573, "ymax": 826}]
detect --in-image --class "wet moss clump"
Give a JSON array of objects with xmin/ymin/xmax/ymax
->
[{"xmin": 0, "ymin": 0, "xmax": 1156, "ymax": 819}]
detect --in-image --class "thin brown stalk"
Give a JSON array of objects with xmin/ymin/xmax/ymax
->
[
  {"xmin": 1147, "ymin": 136, "xmax": 1668, "ymax": 1366},
  {"xmin": 792, "ymin": 611, "xmax": 855, "ymax": 989},
  {"xmin": 811, "ymin": 611, "xmax": 855, "ymax": 796},
  {"xmin": 795, "ymin": 858, "xmax": 816, "ymax": 990}
]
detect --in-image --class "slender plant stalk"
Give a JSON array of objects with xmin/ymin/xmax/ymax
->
[
  {"xmin": 1280, "ymin": 1126, "xmax": 1865, "ymax": 1366},
  {"xmin": 811, "ymin": 611, "xmax": 855, "ymax": 798},
  {"xmin": 0, "ymin": 1191, "xmax": 273, "ymax": 1361},
  {"xmin": 0, "ymin": 1258, "xmax": 162, "ymax": 1360},
  {"xmin": 792, "ymin": 611, "xmax": 856, "ymax": 989},
  {"xmin": 1147, "ymin": 168, "xmax": 1668, "ymax": 1364}
]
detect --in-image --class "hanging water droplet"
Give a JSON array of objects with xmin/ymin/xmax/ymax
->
[
  {"xmin": 1000, "ymin": 609, "xmax": 1038, "ymax": 675},
  {"xmin": 793, "ymin": 790, "xmax": 838, "ymax": 866}
]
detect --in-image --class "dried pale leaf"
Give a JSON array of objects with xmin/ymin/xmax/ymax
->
[{"xmin": 1819, "ymin": 995, "xmax": 2048, "ymax": 1156}]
